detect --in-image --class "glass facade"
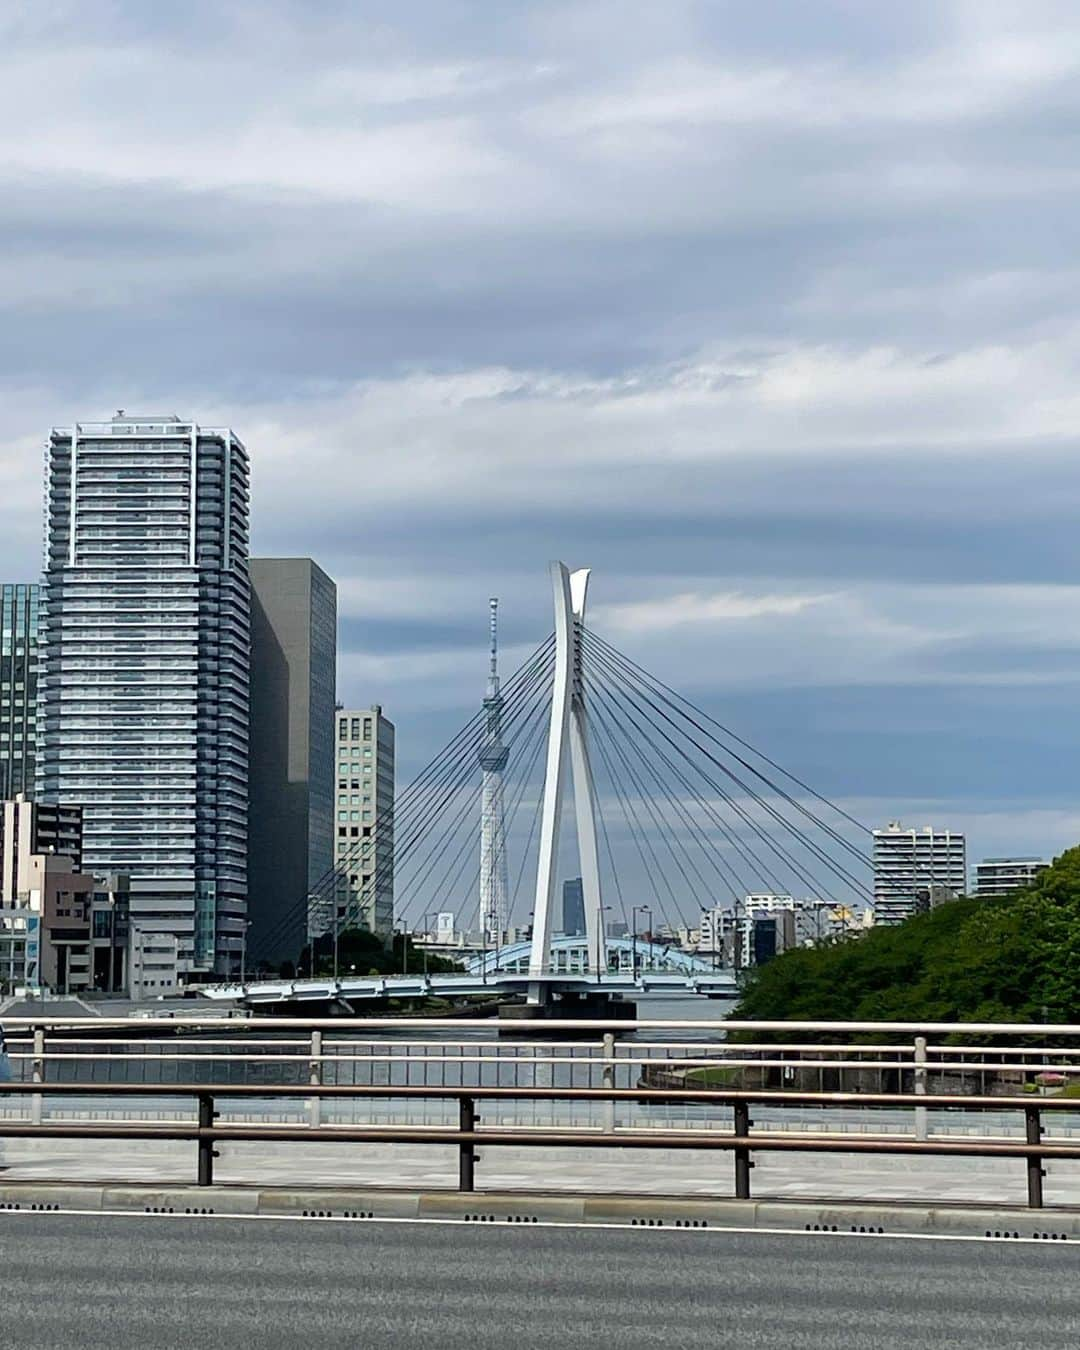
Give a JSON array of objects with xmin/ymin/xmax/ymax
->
[
  {"xmin": 37, "ymin": 415, "xmax": 250, "ymax": 976},
  {"xmin": 247, "ymin": 558, "xmax": 337, "ymax": 965},
  {"xmin": 0, "ymin": 583, "xmax": 40, "ymax": 799}
]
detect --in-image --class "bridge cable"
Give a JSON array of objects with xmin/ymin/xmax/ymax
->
[
  {"xmin": 585, "ymin": 627, "xmax": 871, "ymax": 846},
  {"xmin": 584, "ymin": 663, "xmax": 750, "ymax": 904},
  {"xmin": 395, "ymin": 684, "xmax": 552, "ymax": 929},
  {"xmin": 581, "ymin": 633, "xmax": 871, "ymax": 901},
  {"xmin": 251, "ymin": 636, "xmax": 556, "ymax": 961},
  {"xmin": 586, "ymin": 685, "xmax": 716, "ymax": 920},
  {"xmin": 586, "ymin": 705, "xmax": 687, "ymax": 936}
]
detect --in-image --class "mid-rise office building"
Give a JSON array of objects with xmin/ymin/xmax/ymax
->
[
  {"xmin": 0, "ymin": 794, "xmax": 94, "ymax": 992},
  {"xmin": 331, "ymin": 706, "xmax": 394, "ymax": 938},
  {"xmin": 1, "ymin": 583, "xmax": 39, "ymax": 800},
  {"xmin": 872, "ymin": 822, "xmax": 966, "ymax": 925},
  {"xmin": 247, "ymin": 557, "xmax": 337, "ymax": 965},
  {"xmin": 37, "ymin": 414, "xmax": 250, "ymax": 979},
  {"xmin": 974, "ymin": 856, "xmax": 1049, "ymax": 898},
  {"xmin": 561, "ymin": 877, "xmax": 585, "ymax": 936}
]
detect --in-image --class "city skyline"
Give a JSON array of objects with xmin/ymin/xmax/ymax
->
[{"xmin": 1, "ymin": 4, "xmax": 1080, "ymax": 873}]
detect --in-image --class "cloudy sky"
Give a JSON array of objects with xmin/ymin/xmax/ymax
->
[{"xmin": 2, "ymin": 0, "xmax": 1080, "ymax": 899}]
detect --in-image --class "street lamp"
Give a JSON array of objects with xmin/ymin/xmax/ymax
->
[
  {"xmin": 632, "ymin": 906, "xmax": 651, "ymax": 977},
  {"xmin": 395, "ymin": 920, "xmax": 408, "ymax": 975},
  {"xmin": 240, "ymin": 919, "xmax": 252, "ymax": 985},
  {"xmin": 333, "ymin": 901, "xmax": 345, "ymax": 981},
  {"xmin": 421, "ymin": 911, "xmax": 437, "ymax": 976}
]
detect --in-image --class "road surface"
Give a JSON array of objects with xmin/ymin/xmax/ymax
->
[{"xmin": 0, "ymin": 1213, "xmax": 1077, "ymax": 1348}]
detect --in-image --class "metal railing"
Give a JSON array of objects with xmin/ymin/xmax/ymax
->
[
  {"xmin": 3, "ymin": 1017, "xmax": 1080, "ymax": 1207},
  {"xmin": 0, "ymin": 1078, "xmax": 1077, "ymax": 1206}
]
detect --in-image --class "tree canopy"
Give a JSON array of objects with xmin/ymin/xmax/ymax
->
[{"xmin": 734, "ymin": 845, "xmax": 1080, "ymax": 1028}]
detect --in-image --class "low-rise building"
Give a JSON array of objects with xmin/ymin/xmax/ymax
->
[
  {"xmin": 0, "ymin": 795, "xmax": 95, "ymax": 994},
  {"xmin": 129, "ymin": 926, "xmax": 181, "ymax": 1000},
  {"xmin": 974, "ymin": 857, "xmax": 1049, "ymax": 897}
]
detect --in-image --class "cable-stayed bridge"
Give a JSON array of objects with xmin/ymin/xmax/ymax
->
[{"xmin": 230, "ymin": 562, "xmax": 870, "ymax": 1010}]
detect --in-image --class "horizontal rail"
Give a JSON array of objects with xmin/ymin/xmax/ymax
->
[
  {"xmin": 10, "ymin": 1051, "xmax": 1079, "ymax": 1074},
  {"xmin": 0, "ymin": 1122, "xmax": 1076, "ymax": 1161},
  {"xmin": 8, "ymin": 1016, "xmax": 1080, "ymax": 1034},
  {"xmin": 0, "ymin": 1077, "xmax": 1065, "ymax": 1207},
  {"xmin": 2, "ymin": 1081, "xmax": 1079, "ymax": 1110}
]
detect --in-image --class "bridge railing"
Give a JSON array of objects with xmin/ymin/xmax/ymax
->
[
  {"xmin": 5, "ymin": 1016, "xmax": 1080, "ymax": 1108},
  {"xmin": 2, "ymin": 1017, "xmax": 1080, "ymax": 1205},
  {"xmin": 0, "ymin": 1078, "xmax": 1077, "ymax": 1208}
]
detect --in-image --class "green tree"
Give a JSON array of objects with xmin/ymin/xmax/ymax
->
[
  {"xmin": 733, "ymin": 845, "xmax": 1080, "ymax": 1035},
  {"xmin": 294, "ymin": 927, "xmax": 464, "ymax": 978}
]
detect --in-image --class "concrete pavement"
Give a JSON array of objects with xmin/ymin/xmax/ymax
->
[
  {"xmin": 2, "ymin": 1135, "xmax": 1080, "ymax": 1206},
  {"xmin": 1, "ymin": 1212, "xmax": 1078, "ymax": 1349}
]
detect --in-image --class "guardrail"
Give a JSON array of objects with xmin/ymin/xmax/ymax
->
[
  {"xmin": 3, "ymin": 1017, "xmax": 1080, "ymax": 1209},
  {"xmin": 0, "ymin": 1079, "xmax": 1075, "ymax": 1206},
  {"xmin": 6, "ymin": 1017, "xmax": 1080, "ymax": 1099}
]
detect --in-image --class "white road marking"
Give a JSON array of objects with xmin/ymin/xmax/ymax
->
[{"xmin": 0, "ymin": 1207, "xmax": 1074, "ymax": 1247}]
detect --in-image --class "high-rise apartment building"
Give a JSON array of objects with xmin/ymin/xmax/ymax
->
[
  {"xmin": 247, "ymin": 558, "xmax": 337, "ymax": 965},
  {"xmin": 331, "ymin": 706, "xmax": 394, "ymax": 938},
  {"xmin": 37, "ymin": 414, "xmax": 250, "ymax": 978},
  {"xmin": 872, "ymin": 822, "xmax": 966, "ymax": 925},
  {"xmin": 1, "ymin": 584, "xmax": 40, "ymax": 799},
  {"xmin": 974, "ymin": 856, "xmax": 1048, "ymax": 898}
]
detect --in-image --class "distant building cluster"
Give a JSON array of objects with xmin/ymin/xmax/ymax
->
[
  {"xmin": 0, "ymin": 415, "xmax": 1058, "ymax": 997},
  {"xmin": 0, "ymin": 414, "xmax": 395, "ymax": 999}
]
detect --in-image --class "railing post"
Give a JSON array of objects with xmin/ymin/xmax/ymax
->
[
  {"xmin": 30, "ymin": 1027, "xmax": 44, "ymax": 1128},
  {"xmin": 1025, "ymin": 1104, "xmax": 1044, "ymax": 1209},
  {"xmin": 601, "ymin": 1032, "xmax": 615, "ymax": 1135},
  {"xmin": 197, "ymin": 1092, "xmax": 215, "ymax": 1187},
  {"xmin": 309, "ymin": 1030, "xmax": 322, "ymax": 1129},
  {"xmin": 459, "ymin": 1095, "xmax": 476, "ymax": 1192},
  {"xmin": 734, "ymin": 1101, "xmax": 752, "ymax": 1200},
  {"xmin": 913, "ymin": 1035, "xmax": 928, "ymax": 1142}
]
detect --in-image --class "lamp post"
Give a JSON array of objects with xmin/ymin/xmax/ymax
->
[
  {"xmin": 240, "ymin": 920, "xmax": 252, "ymax": 985},
  {"xmin": 632, "ymin": 906, "xmax": 651, "ymax": 977},
  {"xmin": 333, "ymin": 903, "xmax": 344, "ymax": 981},
  {"xmin": 395, "ymin": 920, "xmax": 408, "ymax": 975},
  {"xmin": 422, "ymin": 911, "xmax": 436, "ymax": 976}
]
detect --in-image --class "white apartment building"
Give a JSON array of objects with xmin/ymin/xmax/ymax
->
[
  {"xmin": 872, "ymin": 822, "xmax": 966, "ymax": 926},
  {"xmin": 973, "ymin": 856, "xmax": 1048, "ymax": 897}
]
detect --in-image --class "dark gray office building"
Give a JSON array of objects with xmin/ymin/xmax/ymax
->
[
  {"xmin": 247, "ymin": 558, "xmax": 337, "ymax": 966},
  {"xmin": 562, "ymin": 877, "xmax": 585, "ymax": 936},
  {"xmin": 1, "ymin": 584, "xmax": 40, "ymax": 800}
]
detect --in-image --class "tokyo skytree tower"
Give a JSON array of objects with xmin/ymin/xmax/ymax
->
[{"xmin": 478, "ymin": 598, "xmax": 510, "ymax": 943}]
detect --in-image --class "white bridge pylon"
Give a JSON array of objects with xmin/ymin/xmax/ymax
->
[{"xmin": 528, "ymin": 562, "xmax": 606, "ymax": 992}]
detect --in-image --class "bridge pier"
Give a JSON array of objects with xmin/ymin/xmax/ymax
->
[{"xmin": 498, "ymin": 991, "xmax": 637, "ymax": 1038}]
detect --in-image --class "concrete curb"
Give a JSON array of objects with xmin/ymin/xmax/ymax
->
[{"xmin": 1, "ymin": 1181, "xmax": 1079, "ymax": 1240}]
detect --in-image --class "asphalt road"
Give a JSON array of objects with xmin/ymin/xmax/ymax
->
[{"xmin": 1, "ymin": 1214, "xmax": 1079, "ymax": 1349}]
